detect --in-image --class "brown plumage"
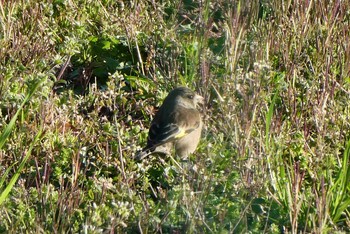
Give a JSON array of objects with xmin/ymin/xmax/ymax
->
[{"xmin": 135, "ymin": 87, "xmax": 203, "ymax": 160}]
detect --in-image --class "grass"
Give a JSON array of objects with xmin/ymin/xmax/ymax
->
[
  {"xmin": 0, "ymin": 77, "xmax": 45, "ymax": 205},
  {"xmin": 0, "ymin": 0, "xmax": 350, "ymax": 233}
]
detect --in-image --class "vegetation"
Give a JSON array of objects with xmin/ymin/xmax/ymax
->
[{"xmin": 1, "ymin": 0, "xmax": 350, "ymax": 233}]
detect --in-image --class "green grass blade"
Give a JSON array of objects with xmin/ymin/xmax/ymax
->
[
  {"xmin": 0, "ymin": 100, "xmax": 27, "ymax": 149},
  {"xmin": 330, "ymin": 137, "xmax": 350, "ymax": 222},
  {"xmin": 0, "ymin": 162, "xmax": 18, "ymax": 190},
  {"xmin": 0, "ymin": 77, "xmax": 45, "ymax": 204},
  {"xmin": 265, "ymin": 90, "xmax": 278, "ymax": 149},
  {"xmin": 0, "ymin": 128, "xmax": 42, "ymax": 205},
  {"xmin": 0, "ymin": 77, "xmax": 45, "ymax": 149}
]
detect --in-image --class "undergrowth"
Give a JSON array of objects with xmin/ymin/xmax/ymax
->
[{"xmin": 0, "ymin": 0, "xmax": 350, "ymax": 233}]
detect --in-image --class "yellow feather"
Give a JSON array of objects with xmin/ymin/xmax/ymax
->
[{"xmin": 175, "ymin": 128, "xmax": 187, "ymax": 138}]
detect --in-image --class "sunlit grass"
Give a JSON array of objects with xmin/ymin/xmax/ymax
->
[{"xmin": 0, "ymin": 0, "xmax": 349, "ymax": 233}]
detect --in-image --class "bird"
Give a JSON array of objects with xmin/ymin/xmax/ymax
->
[{"xmin": 135, "ymin": 87, "xmax": 204, "ymax": 161}]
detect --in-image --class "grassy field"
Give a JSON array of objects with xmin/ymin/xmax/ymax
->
[{"xmin": 1, "ymin": 0, "xmax": 350, "ymax": 233}]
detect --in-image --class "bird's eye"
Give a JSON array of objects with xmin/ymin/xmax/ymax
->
[{"xmin": 187, "ymin": 94, "xmax": 194, "ymax": 99}]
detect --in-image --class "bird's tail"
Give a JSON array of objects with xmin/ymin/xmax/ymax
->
[
  {"xmin": 133, "ymin": 145, "xmax": 171, "ymax": 160},
  {"xmin": 134, "ymin": 149, "xmax": 152, "ymax": 160}
]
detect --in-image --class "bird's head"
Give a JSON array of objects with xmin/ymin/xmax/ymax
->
[{"xmin": 170, "ymin": 87, "xmax": 204, "ymax": 108}]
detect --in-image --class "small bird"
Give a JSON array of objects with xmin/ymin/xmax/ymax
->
[{"xmin": 135, "ymin": 87, "xmax": 204, "ymax": 160}]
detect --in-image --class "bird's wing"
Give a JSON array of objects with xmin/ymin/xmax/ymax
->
[
  {"xmin": 146, "ymin": 107, "xmax": 201, "ymax": 149},
  {"xmin": 133, "ymin": 123, "xmax": 179, "ymax": 161}
]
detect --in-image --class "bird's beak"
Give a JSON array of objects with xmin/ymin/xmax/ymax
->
[{"xmin": 195, "ymin": 94, "xmax": 204, "ymax": 106}]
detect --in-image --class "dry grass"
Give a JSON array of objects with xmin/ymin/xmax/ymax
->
[{"xmin": 0, "ymin": 0, "xmax": 350, "ymax": 233}]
